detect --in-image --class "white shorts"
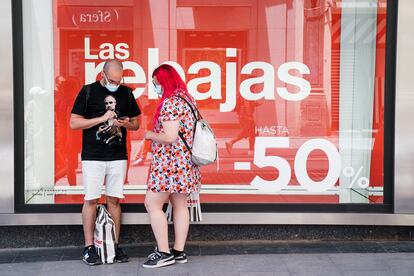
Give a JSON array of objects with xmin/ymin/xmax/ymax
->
[{"xmin": 82, "ymin": 160, "xmax": 127, "ymax": 200}]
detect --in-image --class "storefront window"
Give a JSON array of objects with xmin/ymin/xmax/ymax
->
[{"xmin": 22, "ymin": 0, "xmax": 387, "ymax": 205}]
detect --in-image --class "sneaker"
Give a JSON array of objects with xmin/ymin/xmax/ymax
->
[
  {"xmin": 82, "ymin": 245, "xmax": 102, "ymax": 266},
  {"xmin": 132, "ymin": 157, "xmax": 145, "ymax": 166},
  {"xmin": 142, "ymin": 249, "xmax": 175, "ymax": 268},
  {"xmin": 171, "ymin": 248, "xmax": 188, "ymax": 264},
  {"xmin": 115, "ymin": 245, "xmax": 129, "ymax": 263}
]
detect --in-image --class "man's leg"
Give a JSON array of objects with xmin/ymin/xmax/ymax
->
[
  {"xmin": 81, "ymin": 161, "xmax": 105, "ymax": 265},
  {"xmin": 106, "ymin": 196, "xmax": 128, "ymax": 263},
  {"xmin": 81, "ymin": 161, "xmax": 105, "ymax": 246},
  {"xmin": 82, "ymin": 198, "xmax": 103, "ymax": 266},
  {"xmin": 106, "ymin": 160, "xmax": 129, "ymax": 262},
  {"xmin": 106, "ymin": 196, "xmax": 121, "ymax": 243},
  {"xmin": 82, "ymin": 199, "xmax": 99, "ymax": 246},
  {"xmin": 105, "ymin": 160, "xmax": 127, "ymax": 243}
]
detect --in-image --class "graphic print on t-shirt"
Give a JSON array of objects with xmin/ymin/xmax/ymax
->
[{"xmin": 96, "ymin": 94, "xmax": 122, "ymax": 146}]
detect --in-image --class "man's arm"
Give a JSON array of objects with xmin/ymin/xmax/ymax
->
[
  {"xmin": 115, "ymin": 115, "xmax": 141, "ymax": 131},
  {"xmin": 70, "ymin": 110, "xmax": 115, "ymax": 130}
]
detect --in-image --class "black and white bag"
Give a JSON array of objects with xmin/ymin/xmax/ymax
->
[
  {"xmin": 176, "ymin": 96, "xmax": 218, "ymax": 167},
  {"xmin": 165, "ymin": 192, "xmax": 202, "ymax": 222},
  {"xmin": 94, "ymin": 205, "xmax": 116, "ymax": 264}
]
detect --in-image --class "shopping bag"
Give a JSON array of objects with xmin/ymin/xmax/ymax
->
[
  {"xmin": 166, "ymin": 192, "xmax": 202, "ymax": 222},
  {"xmin": 94, "ymin": 205, "xmax": 116, "ymax": 264}
]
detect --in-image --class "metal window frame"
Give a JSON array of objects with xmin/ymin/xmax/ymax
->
[{"xmin": 1, "ymin": 0, "xmax": 411, "ymax": 226}]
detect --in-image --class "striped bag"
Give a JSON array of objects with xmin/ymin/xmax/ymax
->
[
  {"xmin": 166, "ymin": 192, "xmax": 202, "ymax": 222},
  {"xmin": 94, "ymin": 205, "xmax": 116, "ymax": 264}
]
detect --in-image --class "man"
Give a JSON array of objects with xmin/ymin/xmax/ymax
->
[{"xmin": 70, "ymin": 59, "xmax": 141, "ymax": 265}]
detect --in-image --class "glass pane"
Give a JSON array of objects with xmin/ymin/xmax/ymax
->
[{"xmin": 23, "ymin": 0, "xmax": 387, "ymax": 205}]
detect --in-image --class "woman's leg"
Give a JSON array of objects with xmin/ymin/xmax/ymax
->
[
  {"xmin": 144, "ymin": 191, "xmax": 171, "ymax": 253},
  {"xmin": 247, "ymin": 121, "xmax": 256, "ymax": 151},
  {"xmin": 170, "ymin": 193, "xmax": 189, "ymax": 251},
  {"xmin": 142, "ymin": 139, "xmax": 152, "ymax": 159},
  {"xmin": 226, "ymin": 129, "xmax": 247, "ymax": 154}
]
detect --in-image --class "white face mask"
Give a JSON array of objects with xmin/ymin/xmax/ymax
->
[
  {"xmin": 153, "ymin": 82, "xmax": 163, "ymax": 96},
  {"xmin": 106, "ymin": 82, "xmax": 119, "ymax": 92},
  {"xmin": 104, "ymin": 74, "xmax": 120, "ymax": 92}
]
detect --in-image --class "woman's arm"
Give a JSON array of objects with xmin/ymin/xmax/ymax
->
[{"xmin": 145, "ymin": 120, "xmax": 179, "ymax": 144}]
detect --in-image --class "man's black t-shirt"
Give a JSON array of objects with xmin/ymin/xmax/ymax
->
[{"xmin": 71, "ymin": 81, "xmax": 141, "ymax": 161}]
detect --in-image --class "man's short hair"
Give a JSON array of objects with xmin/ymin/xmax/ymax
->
[{"xmin": 103, "ymin": 59, "xmax": 123, "ymax": 73}]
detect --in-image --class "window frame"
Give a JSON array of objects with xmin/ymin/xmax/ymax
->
[{"xmin": 13, "ymin": 0, "xmax": 397, "ymax": 214}]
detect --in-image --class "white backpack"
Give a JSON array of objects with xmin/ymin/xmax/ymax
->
[{"xmin": 176, "ymin": 96, "xmax": 218, "ymax": 167}]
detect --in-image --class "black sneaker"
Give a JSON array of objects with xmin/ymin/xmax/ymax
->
[
  {"xmin": 142, "ymin": 249, "xmax": 175, "ymax": 268},
  {"xmin": 171, "ymin": 248, "xmax": 187, "ymax": 264},
  {"xmin": 82, "ymin": 245, "xmax": 103, "ymax": 266},
  {"xmin": 115, "ymin": 245, "xmax": 129, "ymax": 263}
]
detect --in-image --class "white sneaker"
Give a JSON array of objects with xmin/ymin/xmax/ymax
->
[{"xmin": 132, "ymin": 158, "xmax": 144, "ymax": 166}]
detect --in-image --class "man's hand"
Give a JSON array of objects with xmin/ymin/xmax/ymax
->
[
  {"xmin": 114, "ymin": 116, "xmax": 130, "ymax": 127},
  {"xmin": 100, "ymin": 110, "xmax": 117, "ymax": 123}
]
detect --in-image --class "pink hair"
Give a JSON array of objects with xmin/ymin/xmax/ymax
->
[{"xmin": 152, "ymin": 64, "xmax": 193, "ymax": 124}]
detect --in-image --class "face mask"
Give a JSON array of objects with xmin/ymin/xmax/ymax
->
[
  {"xmin": 154, "ymin": 84, "xmax": 163, "ymax": 96},
  {"xmin": 106, "ymin": 83, "xmax": 119, "ymax": 92},
  {"xmin": 104, "ymin": 74, "xmax": 120, "ymax": 92}
]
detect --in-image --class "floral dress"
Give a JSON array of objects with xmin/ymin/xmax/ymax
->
[{"xmin": 147, "ymin": 91, "xmax": 201, "ymax": 194}]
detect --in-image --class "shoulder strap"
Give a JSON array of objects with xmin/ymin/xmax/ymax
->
[
  {"xmin": 178, "ymin": 131, "xmax": 192, "ymax": 154},
  {"xmin": 84, "ymin": 84, "xmax": 91, "ymax": 114},
  {"xmin": 175, "ymin": 95, "xmax": 201, "ymax": 121},
  {"xmin": 174, "ymin": 95, "xmax": 200, "ymax": 154},
  {"xmin": 126, "ymin": 86, "xmax": 134, "ymax": 111}
]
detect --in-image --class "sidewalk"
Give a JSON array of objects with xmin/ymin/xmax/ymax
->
[
  {"xmin": 1, "ymin": 253, "xmax": 414, "ymax": 276},
  {"xmin": 1, "ymin": 241, "xmax": 413, "ymax": 275}
]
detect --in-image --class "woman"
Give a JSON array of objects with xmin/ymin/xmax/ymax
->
[
  {"xmin": 143, "ymin": 64, "xmax": 201, "ymax": 268},
  {"xmin": 225, "ymin": 94, "xmax": 256, "ymax": 155}
]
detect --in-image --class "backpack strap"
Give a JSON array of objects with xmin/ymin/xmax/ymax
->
[
  {"xmin": 178, "ymin": 131, "xmax": 192, "ymax": 154},
  {"xmin": 83, "ymin": 84, "xmax": 91, "ymax": 114},
  {"xmin": 174, "ymin": 95, "xmax": 200, "ymax": 154},
  {"xmin": 175, "ymin": 95, "xmax": 200, "ymax": 121},
  {"xmin": 127, "ymin": 87, "xmax": 134, "ymax": 112}
]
